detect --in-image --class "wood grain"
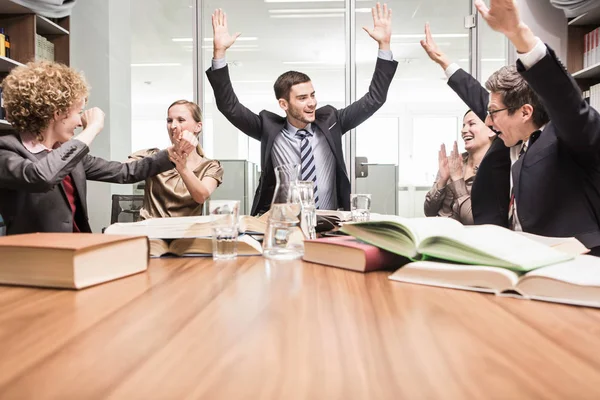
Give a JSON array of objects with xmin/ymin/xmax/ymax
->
[{"xmin": 0, "ymin": 258, "xmax": 599, "ymax": 399}]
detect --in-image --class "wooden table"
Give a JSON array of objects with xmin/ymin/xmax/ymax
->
[{"xmin": 1, "ymin": 257, "xmax": 600, "ymax": 399}]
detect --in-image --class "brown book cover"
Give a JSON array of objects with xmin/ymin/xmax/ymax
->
[
  {"xmin": 303, "ymin": 236, "xmax": 408, "ymax": 272},
  {"xmin": 0, "ymin": 233, "xmax": 149, "ymax": 289}
]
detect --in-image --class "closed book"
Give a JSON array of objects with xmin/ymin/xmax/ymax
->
[
  {"xmin": 0, "ymin": 233, "xmax": 148, "ymax": 289},
  {"xmin": 303, "ymin": 236, "xmax": 408, "ymax": 272}
]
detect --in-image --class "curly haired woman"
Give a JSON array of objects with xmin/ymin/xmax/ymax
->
[
  {"xmin": 129, "ymin": 100, "xmax": 223, "ymax": 219},
  {"xmin": 0, "ymin": 61, "xmax": 195, "ymax": 235}
]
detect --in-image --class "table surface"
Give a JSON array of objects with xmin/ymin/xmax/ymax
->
[{"xmin": 1, "ymin": 257, "xmax": 600, "ymax": 399}]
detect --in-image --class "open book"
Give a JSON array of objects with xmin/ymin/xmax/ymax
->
[
  {"xmin": 389, "ymin": 255, "xmax": 600, "ymax": 308},
  {"xmin": 104, "ymin": 214, "xmax": 268, "ymax": 238},
  {"xmin": 340, "ymin": 216, "xmax": 575, "ymax": 271},
  {"xmin": 150, "ymin": 235, "xmax": 262, "ymax": 257}
]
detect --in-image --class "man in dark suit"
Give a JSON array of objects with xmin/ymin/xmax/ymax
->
[
  {"xmin": 206, "ymin": 5, "xmax": 398, "ymax": 216},
  {"xmin": 421, "ymin": 0, "xmax": 600, "ymax": 254}
]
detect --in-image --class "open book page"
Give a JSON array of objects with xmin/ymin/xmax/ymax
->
[
  {"xmin": 340, "ymin": 216, "xmax": 463, "ymax": 259},
  {"xmin": 517, "ymin": 232, "xmax": 589, "ymax": 255},
  {"xmin": 418, "ymin": 224, "xmax": 574, "ymax": 271},
  {"xmin": 515, "ymin": 255, "xmax": 600, "ymax": 307},
  {"xmin": 169, "ymin": 234, "xmax": 262, "ymax": 256},
  {"xmin": 389, "ymin": 261, "xmax": 520, "ymax": 294},
  {"xmin": 105, "ymin": 215, "xmax": 267, "ymax": 239},
  {"xmin": 316, "ymin": 210, "xmax": 352, "ymax": 222}
]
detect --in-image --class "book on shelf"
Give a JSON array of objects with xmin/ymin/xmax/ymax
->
[
  {"xmin": 0, "ymin": 233, "xmax": 148, "ymax": 289},
  {"xmin": 340, "ymin": 216, "xmax": 578, "ymax": 271},
  {"xmin": 150, "ymin": 234, "xmax": 262, "ymax": 257},
  {"xmin": 303, "ymin": 235, "xmax": 408, "ymax": 272},
  {"xmin": 104, "ymin": 214, "xmax": 268, "ymax": 238},
  {"xmin": 389, "ymin": 255, "xmax": 600, "ymax": 308}
]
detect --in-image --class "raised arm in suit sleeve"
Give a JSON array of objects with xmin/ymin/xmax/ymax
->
[
  {"xmin": 0, "ymin": 138, "xmax": 89, "ymax": 192},
  {"xmin": 518, "ymin": 43, "xmax": 600, "ymax": 163},
  {"xmin": 446, "ymin": 68, "xmax": 489, "ymax": 123},
  {"xmin": 336, "ymin": 57, "xmax": 398, "ymax": 133},
  {"xmin": 205, "ymin": 64, "xmax": 263, "ymax": 141},
  {"xmin": 83, "ymin": 149, "xmax": 174, "ymax": 183}
]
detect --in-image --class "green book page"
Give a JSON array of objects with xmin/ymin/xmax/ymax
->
[
  {"xmin": 339, "ymin": 216, "xmax": 463, "ymax": 259},
  {"xmin": 418, "ymin": 224, "xmax": 575, "ymax": 271}
]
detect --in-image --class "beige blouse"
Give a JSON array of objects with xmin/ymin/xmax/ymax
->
[
  {"xmin": 129, "ymin": 145, "xmax": 223, "ymax": 219},
  {"xmin": 424, "ymin": 153, "xmax": 475, "ymax": 225}
]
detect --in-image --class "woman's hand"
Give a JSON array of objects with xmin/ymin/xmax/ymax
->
[
  {"xmin": 174, "ymin": 130, "xmax": 198, "ymax": 157},
  {"xmin": 448, "ymin": 141, "xmax": 464, "ymax": 182},
  {"xmin": 437, "ymin": 143, "xmax": 450, "ymax": 187}
]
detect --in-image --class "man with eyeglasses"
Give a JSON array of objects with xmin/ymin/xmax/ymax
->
[{"xmin": 422, "ymin": 0, "xmax": 600, "ymax": 255}]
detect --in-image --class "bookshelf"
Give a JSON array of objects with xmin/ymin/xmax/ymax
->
[
  {"xmin": 0, "ymin": 0, "xmax": 71, "ymax": 131},
  {"xmin": 567, "ymin": 5, "xmax": 600, "ymax": 89}
]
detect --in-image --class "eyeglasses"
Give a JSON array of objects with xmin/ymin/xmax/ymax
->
[{"xmin": 487, "ymin": 107, "xmax": 516, "ymax": 122}]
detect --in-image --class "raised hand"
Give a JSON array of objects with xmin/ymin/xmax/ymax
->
[
  {"xmin": 81, "ymin": 107, "xmax": 105, "ymax": 132},
  {"xmin": 437, "ymin": 143, "xmax": 450, "ymax": 187},
  {"xmin": 474, "ymin": 0, "xmax": 536, "ymax": 53},
  {"xmin": 420, "ymin": 23, "xmax": 451, "ymax": 70},
  {"xmin": 448, "ymin": 141, "xmax": 464, "ymax": 182},
  {"xmin": 362, "ymin": 2, "xmax": 392, "ymax": 50},
  {"xmin": 168, "ymin": 147, "xmax": 189, "ymax": 172},
  {"xmin": 212, "ymin": 8, "xmax": 241, "ymax": 59},
  {"xmin": 174, "ymin": 130, "xmax": 198, "ymax": 158}
]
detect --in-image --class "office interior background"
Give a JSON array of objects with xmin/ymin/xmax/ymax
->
[{"xmin": 69, "ymin": 0, "xmax": 568, "ymax": 232}]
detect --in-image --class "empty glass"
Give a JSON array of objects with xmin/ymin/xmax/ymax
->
[
  {"xmin": 263, "ymin": 164, "xmax": 304, "ymax": 260},
  {"xmin": 209, "ymin": 200, "xmax": 240, "ymax": 260},
  {"xmin": 297, "ymin": 180, "xmax": 317, "ymax": 240},
  {"xmin": 351, "ymin": 194, "xmax": 371, "ymax": 222}
]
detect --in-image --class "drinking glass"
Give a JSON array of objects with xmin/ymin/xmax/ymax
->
[
  {"xmin": 350, "ymin": 194, "xmax": 371, "ymax": 222},
  {"xmin": 209, "ymin": 200, "xmax": 240, "ymax": 260}
]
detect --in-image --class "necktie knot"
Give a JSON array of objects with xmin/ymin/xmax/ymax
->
[{"xmin": 295, "ymin": 129, "xmax": 312, "ymax": 140}]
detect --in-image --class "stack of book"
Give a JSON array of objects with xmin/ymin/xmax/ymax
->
[{"xmin": 303, "ymin": 216, "xmax": 600, "ymax": 308}]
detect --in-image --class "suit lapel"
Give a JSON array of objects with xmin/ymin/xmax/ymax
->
[{"xmin": 312, "ymin": 118, "xmax": 345, "ymax": 170}]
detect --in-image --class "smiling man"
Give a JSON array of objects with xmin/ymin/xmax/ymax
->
[
  {"xmin": 422, "ymin": 0, "xmax": 600, "ymax": 255},
  {"xmin": 206, "ymin": 4, "xmax": 398, "ymax": 215}
]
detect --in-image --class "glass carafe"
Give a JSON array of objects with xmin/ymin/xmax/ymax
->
[{"xmin": 263, "ymin": 164, "xmax": 304, "ymax": 260}]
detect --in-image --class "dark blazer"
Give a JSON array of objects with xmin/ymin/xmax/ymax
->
[
  {"xmin": 0, "ymin": 135, "xmax": 174, "ymax": 234},
  {"xmin": 448, "ymin": 46, "xmax": 600, "ymax": 251},
  {"xmin": 206, "ymin": 57, "xmax": 398, "ymax": 215}
]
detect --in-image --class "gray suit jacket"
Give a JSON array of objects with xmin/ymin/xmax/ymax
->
[{"xmin": 0, "ymin": 134, "xmax": 174, "ymax": 234}]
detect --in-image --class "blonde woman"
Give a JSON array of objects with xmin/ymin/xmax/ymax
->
[
  {"xmin": 0, "ymin": 61, "xmax": 194, "ymax": 235},
  {"xmin": 130, "ymin": 100, "xmax": 223, "ymax": 219}
]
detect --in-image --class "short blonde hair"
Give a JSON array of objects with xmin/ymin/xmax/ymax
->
[{"xmin": 1, "ymin": 61, "xmax": 89, "ymax": 138}]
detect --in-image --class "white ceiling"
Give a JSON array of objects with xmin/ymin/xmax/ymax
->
[{"xmin": 130, "ymin": 0, "xmax": 506, "ymax": 119}]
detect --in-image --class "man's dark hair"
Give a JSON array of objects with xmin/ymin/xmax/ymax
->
[
  {"xmin": 273, "ymin": 71, "xmax": 311, "ymax": 101},
  {"xmin": 485, "ymin": 65, "xmax": 549, "ymax": 128}
]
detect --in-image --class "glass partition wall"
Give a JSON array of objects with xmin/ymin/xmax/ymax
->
[{"xmin": 131, "ymin": 0, "xmax": 507, "ymax": 216}]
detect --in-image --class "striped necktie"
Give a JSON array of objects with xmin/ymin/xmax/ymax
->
[
  {"xmin": 508, "ymin": 142, "xmax": 529, "ymax": 229},
  {"xmin": 295, "ymin": 128, "xmax": 320, "ymax": 208}
]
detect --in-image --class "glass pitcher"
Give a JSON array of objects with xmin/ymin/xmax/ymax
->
[{"xmin": 263, "ymin": 164, "xmax": 305, "ymax": 260}]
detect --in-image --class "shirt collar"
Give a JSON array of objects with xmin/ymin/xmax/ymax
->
[
  {"xmin": 20, "ymin": 132, "xmax": 59, "ymax": 154},
  {"xmin": 285, "ymin": 121, "xmax": 314, "ymax": 136}
]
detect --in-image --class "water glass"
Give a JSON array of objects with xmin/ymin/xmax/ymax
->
[
  {"xmin": 297, "ymin": 180, "xmax": 317, "ymax": 240},
  {"xmin": 209, "ymin": 200, "xmax": 240, "ymax": 260},
  {"xmin": 351, "ymin": 194, "xmax": 371, "ymax": 222}
]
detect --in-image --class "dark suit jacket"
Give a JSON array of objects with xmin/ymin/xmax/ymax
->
[
  {"xmin": 448, "ymin": 46, "xmax": 600, "ymax": 251},
  {"xmin": 0, "ymin": 135, "xmax": 174, "ymax": 234},
  {"xmin": 206, "ymin": 57, "xmax": 398, "ymax": 215}
]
